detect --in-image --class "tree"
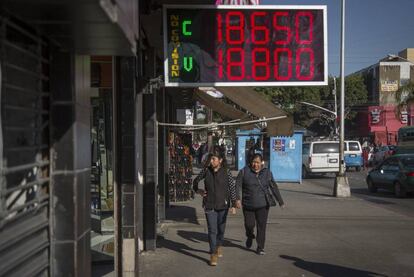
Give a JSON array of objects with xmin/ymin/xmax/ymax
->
[
  {"xmin": 395, "ymin": 81, "xmax": 414, "ymax": 117},
  {"xmin": 254, "ymin": 75, "xmax": 368, "ymax": 136},
  {"xmin": 339, "ymin": 74, "xmax": 368, "ymax": 119},
  {"xmin": 255, "ymin": 85, "xmax": 326, "ymax": 130},
  {"xmin": 333, "ymin": 74, "xmax": 368, "ymax": 135}
]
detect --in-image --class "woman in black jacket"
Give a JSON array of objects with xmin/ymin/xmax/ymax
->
[
  {"xmin": 235, "ymin": 153, "xmax": 284, "ymax": 255},
  {"xmin": 193, "ymin": 146, "xmax": 237, "ymax": 266}
]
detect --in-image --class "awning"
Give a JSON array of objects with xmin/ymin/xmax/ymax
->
[
  {"xmin": 195, "ymin": 89, "xmax": 248, "ymax": 120},
  {"xmin": 216, "ymin": 87, "xmax": 294, "ymax": 136},
  {"xmin": 195, "ymin": 89, "xmax": 254, "ymax": 130},
  {"xmin": 2, "ymin": 0, "xmax": 138, "ymax": 55}
]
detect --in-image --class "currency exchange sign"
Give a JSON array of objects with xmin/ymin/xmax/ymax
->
[{"xmin": 163, "ymin": 5, "xmax": 327, "ymax": 87}]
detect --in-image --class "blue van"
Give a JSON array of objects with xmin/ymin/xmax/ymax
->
[{"xmin": 344, "ymin": 140, "xmax": 363, "ymax": 171}]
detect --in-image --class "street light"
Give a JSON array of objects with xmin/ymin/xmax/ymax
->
[
  {"xmin": 300, "ymin": 101, "xmax": 337, "ymax": 117},
  {"xmin": 300, "ymin": 99, "xmax": 338, "ymax": 137}
]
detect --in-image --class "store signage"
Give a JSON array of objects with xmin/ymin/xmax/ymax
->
[
  {"xmin": 380, "ymin": 80, "xmax": 398, "ymax": 92},
  {"xmin": 370, "ymin": 107, "xmax": 408, "ymax": 125},
  {"xmin": 371, "ymin": 108, "xmax": 381, "ymax": 124},
  {"xmin": 163, "ymin": 5, "xmax": 328, "ymax": 87},
  {"xmin": 401, "ymin": 110, "xmax": 408, "ymax": 124}
]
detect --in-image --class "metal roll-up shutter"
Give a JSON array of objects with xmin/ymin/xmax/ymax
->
[{"xmin": 0, "ymin": 16, "xmax": 50, "ymax": 277}]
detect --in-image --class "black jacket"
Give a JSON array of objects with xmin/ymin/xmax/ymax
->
[
  {"xmin": 236, "ymin": 167, "xmax": 284, "ymax": 209},
  {"xmin": 193, "ymin": 167, "xmax": 237, "ymax": 210}
]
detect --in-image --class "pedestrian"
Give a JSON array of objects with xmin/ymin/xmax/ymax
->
[
  {"xmin": 235, "ymin": 153, "xmax": 285, "ymax": 255},
  {"xmin": 362, "ymin": 146, "xmax": 369, "ymax": 170},
  {"xmin": 197, "ymin": 143, "xmax": 205, "ymax": 165},
  {"xmin": 193, "ymin": 146, "xmax": 238, "ymax": 266}
]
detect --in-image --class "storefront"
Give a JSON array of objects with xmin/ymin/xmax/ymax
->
[
  {"xmin": 357, "ymin": 105, "xmax": 411, "ymax": 145},
  {"xmin": 0, "ymin": 1, "xmax": 141, "ymax": 276}
]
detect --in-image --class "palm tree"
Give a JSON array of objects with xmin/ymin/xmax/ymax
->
[{"xmin": 394, "ymin": 82, "xmax": 414, "ymax": 119}]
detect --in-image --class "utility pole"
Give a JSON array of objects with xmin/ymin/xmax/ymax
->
[
  {"xmin": 334, "ymin": 0, "xmax": 351, "ymax": 197},
  {"xmin": 333, "ymin": 77, "xmax": 338, "ymax": 136}
]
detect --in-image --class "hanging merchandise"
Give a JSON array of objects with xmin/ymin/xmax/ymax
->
[{"xmin": 168, "ymin": 132, "xmax": 194, "ymax": 202}]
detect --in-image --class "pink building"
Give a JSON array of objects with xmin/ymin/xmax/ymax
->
[
  {"xmin": 353, "ymin": 49, "xmax": 414, "ymax": 145},
  {"xmin": 366, "ymin": 105, "xmax": 409, "ymax": 145}
]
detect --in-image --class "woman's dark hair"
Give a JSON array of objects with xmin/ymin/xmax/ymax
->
[
  {"xmin": 210, "ymin": 145, "xmax": 227, "ymax": 168},
  {"xmin": 211, "ymin": 145, "xmax": 224, "ymax": 159},
  {"xmin": 203, "ymin": 153, "xmax": 213, "ymax": 168},
  {"xmin": 250, "ymin": 153, "xmax": 263, "ymax": 164}
]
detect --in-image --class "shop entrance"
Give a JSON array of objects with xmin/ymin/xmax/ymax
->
[{"xmin": 90, "ymin": 56, "xmax": 115, "ymax": 265}]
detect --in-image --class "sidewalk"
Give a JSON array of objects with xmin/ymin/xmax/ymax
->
[{"xmin": 140, "ymin": 172, "xmax": 414, "ymax": 277}]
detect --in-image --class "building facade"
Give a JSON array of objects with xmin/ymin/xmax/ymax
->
[{"xmin": 354, "ymin": 48, "xmax": 414, "ymax": 145}]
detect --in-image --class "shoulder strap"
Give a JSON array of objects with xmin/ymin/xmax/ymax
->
[{"xmin": 255, "ymin": 173, "xmax": 269, "ymax": 193}]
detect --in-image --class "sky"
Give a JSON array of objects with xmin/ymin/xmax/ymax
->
[{"xmin": 262, "ymin": 0, "xmax": 414, "ymax": 76}]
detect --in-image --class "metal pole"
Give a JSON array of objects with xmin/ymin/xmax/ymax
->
[
  {"xmin": 339, "ymin": 0, "xmax": 346, "ymax": 176},
  {"xmin": 333, "ymin": 77, "xmax": 338, "ymax": 136},
  {"xmin": 334, "ymin": 0, "xmax": 351, "ymax": 197}
]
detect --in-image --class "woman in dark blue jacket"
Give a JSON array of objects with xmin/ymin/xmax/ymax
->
[
  {"xmin": 193, "ymin": 146, "xmax": 237, "ymax": 266},
  {"xmin": 235, "ymin": 153, "xmax": 284, "ymax": 255}
]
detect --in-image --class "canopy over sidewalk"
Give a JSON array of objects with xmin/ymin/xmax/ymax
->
[{"xmin": 216, "ymin": 87, "xmax": 294, "ymax": 136}]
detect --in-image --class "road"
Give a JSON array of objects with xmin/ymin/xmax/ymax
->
[{"xmin": 305, "ymin": 169, "xmax": 414, "ymax": 218}]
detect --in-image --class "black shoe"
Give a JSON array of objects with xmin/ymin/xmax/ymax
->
[
  {"xmin": 256, "ymin": 248, "xmax": 266, "ymax": 255},
  {"xmin": 245, "ymin": 237, "xmax": 253, "ymax": 249}
]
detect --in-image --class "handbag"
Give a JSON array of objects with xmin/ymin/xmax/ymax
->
[{"xmin": 256, "ymin": 176, "xmax": 277, "ymax": 207}]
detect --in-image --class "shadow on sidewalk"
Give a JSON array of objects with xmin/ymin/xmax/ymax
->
[
  {"xmin": 177, "ymin": 230, "xmax": 255, "ymax": 253},
  {"xmin": 303, "ymin": 174, "xmax": 336, "ymax": 179},
  {"xmin": 166, "ymin": 205, "xmax": 199, "ymax": 225},
  {"xmin": 156, "ymin": 235, "xmax": 210, "ymax": 264},
  {"xmin": 156, "ymin": 230, "xmax": 255, "ymax": 265},
  {"xmin": 280, "ymin": 188, "xmax": 333, "ymax": 198},
  {"xmin": 280, "ymin": 255, "xmax": 388, "ymax": 277}
]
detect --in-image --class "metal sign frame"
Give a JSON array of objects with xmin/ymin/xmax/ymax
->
[{"xmin": 163, "ymin": 5, "xmax": 328, "ymax": 87}]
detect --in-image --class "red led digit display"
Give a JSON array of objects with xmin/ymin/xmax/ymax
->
[
  {"xmin": 252, "ymin": 48, "xmax": 270, "ymax": 80},
  {"xmin": 273, "ymin": 11, "xmax": 292, "ymax": 45},
  {"xmin": 226, "ymin": 11, "xmax": 245, "ymax": 45},
  {"xmin": 164, "ymin": 5, "xmax": 327, "ymax": 87},
  {"xmin": 227, "ymin": 47, "xmax": 245, "ymax": 80},
  {"xmin": 274, "ymin": 48, "xmax": 292, "ymax": 80},
  {"xmin": 251, "ymin": 12, "xmax": 270, "ymax": 45},
  {"xmin": 295, "ymin": 12, "xmax": 314, "ymax": 45}
]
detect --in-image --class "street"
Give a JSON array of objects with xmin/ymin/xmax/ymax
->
[{"xmin": 308, "ymin": 170, "xmax": 414, "ymax": 218}]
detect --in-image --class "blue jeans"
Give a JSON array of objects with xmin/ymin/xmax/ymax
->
[{"xmin": 205, "ymin": 209, "xmax": 229, "ymax": 254}]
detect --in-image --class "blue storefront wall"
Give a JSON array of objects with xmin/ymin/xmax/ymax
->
[
  {"xmin": 269, "ymin": 131, "xmax": 304, "ymax": 183},
  {"xmin": 236, "ymin": 129, "xmax": 262, "ymax": 171}
]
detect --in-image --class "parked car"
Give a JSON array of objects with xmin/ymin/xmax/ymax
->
[
  {"xmin": 373, "ymin": 145, "xmax": 396, "ymax": 164},
  {"xmin": 302, "ymin": 141, "xmax": 340, "ymax": 178},
  {"xmin": 366, "ymin": 154, "xmax": 414, "ymax": 197},
  {"xmin": 344, "ymin": 140, "xmax": 363, "ymax": 171}
]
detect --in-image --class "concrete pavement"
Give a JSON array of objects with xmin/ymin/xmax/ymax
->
[{"xmin": 139, "ymin": 172, "xmax": 414, "ymax": 277}]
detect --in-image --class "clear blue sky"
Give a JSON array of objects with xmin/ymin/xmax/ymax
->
[{"xmin": 262, "ymin": 0, "xmax": 414, "ymax": 76}]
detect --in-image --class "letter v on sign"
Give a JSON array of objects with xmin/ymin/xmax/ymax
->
[{"xmin": 183, "ymin": 57, "xmax": 193, "ymax": 72}]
